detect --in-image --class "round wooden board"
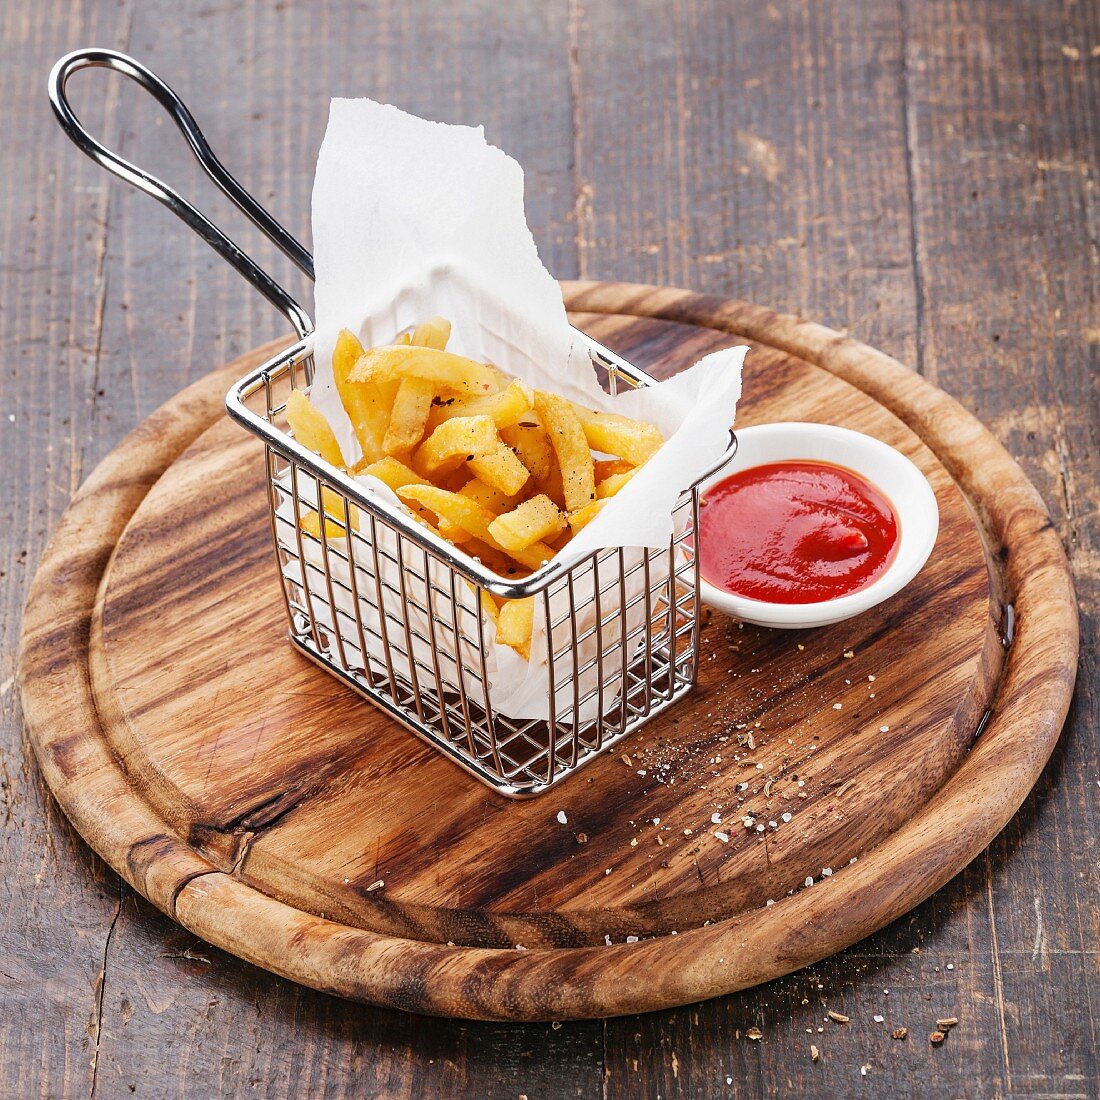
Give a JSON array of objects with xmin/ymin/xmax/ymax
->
[{"xmin": 20, "ymin": 282, "xmax": 1077, "ymax": 1021}]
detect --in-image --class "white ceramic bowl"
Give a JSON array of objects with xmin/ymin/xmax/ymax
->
[{"xmin": 697, "ymin": 422, "xmax": 939, "ymax": 629}]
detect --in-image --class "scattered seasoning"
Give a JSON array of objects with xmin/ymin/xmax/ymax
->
[
  {"xmin": 936, "ymin": 1017, "xmax": 959, "ymax": 1030},
  {"xmin": 832, "ymin": 703, "xmax": 843, "ymax": 710},
  {"xmin": 575, "ymin": 832, "xmax": 588, "ymax": 845},
  {"xmin": 873, "ymin": 1014, "xmax": 884, "ymax": 1023},
  {"xmin": 366, "ymin": 880, "xmax": 384, "ymax": 892},
  {"xmin": 747, "ymin": 1027, "xmax": 763, "ymax": 1041},
  {"xmin": 556, "ymin": 810, "xmax": 568, "ymax": 824},
  {"xmin": 810, "ymin": 1044, "xmax": 820, "ymax": 1062},
  {"xmin": 930, "ymin": 1031, "xmax": 945, "ymax": 1046},
  {"xmin": 714, "ymin": 831, "xmax": 730, "ymax": 844},
  {"xmin": 879, "ymin": 725, "xmax": 890, "ymax": 733},
  {"xmin": 827, "ymin": 1010, "xmax": 850, "ymax": 1024},
  {"xmin": 861, "ymin": 1064, "xmax": 870, "ymax": 1076},
  {"xmin": 843, "ymin": 650, "xmax": 855, "ymax": 659},
  {"xmin": 891, "ymin": 1028, "xmax": 908, "ymax": 1040}
]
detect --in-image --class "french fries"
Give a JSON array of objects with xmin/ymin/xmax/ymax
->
[
  {"xmin": 383, "ymin": 376, "xmax": 436, "ymax": 455},
  {"xmin": 468, "ymin": 441, "xmax": 531, "ymax": 496},
  {"xmin": 533, "ymin": 392, "xmax": 596, "ymax": 512},
  {"xmin": 425, "ymin": 380, "xmax": 531, "ymax": 434},
  {"xmin": 412, "ymin": 316, "xmax": 452, "ymax": 350},
  {"xmin": 333, "ymin": 329, "xmax": 393, "ymax": 462},
  {"xmin": 496, "ymin": 597, "xmax": 535, "ymax": 660},
  {"xmin": 580, "ymin": 412, "xmax": 664, "ymax": 467},
  {"xmin": 487, "ymin": 494, "xmax": 566, "ymax": 551},
  {"xmin": 285, "ymin": 389, "xmax": 346, "ymax": 468},
  {"xmin": 395, "ymin": 484, "xmax": 556, "ymax": 572},
  {"xmin": 414, "ymin": 414, "xmax": 499, "ymax": 476},
  {"xmin": 285, "ymin": 319, "xmax": 665, "ymax": 659},
  {"xmin": 349, "ymin": 346, "xmax": 499, "ymax": 394}
]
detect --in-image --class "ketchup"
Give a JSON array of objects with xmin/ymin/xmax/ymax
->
[{"xmin": 699, "ymin": 461, "xmax": 899, "ymax": 604}]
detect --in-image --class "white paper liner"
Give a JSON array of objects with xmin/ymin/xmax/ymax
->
[{"xmin": 296, "ymin": 97, "xmax": 745, "ymax": 721}]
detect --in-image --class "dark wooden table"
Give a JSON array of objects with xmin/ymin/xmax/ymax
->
[{"xmin": 3, "ymin": 1, "xmax": 1096, "ymax": 1096}]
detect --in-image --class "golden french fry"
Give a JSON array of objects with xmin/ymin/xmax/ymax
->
[
  {"xmin": 414, "ymin": 414, "xmax": 499, "ymax": 476},
  {"xmin": 300, "ymin": 487, "xmax": 360, "ymax": 539},
  {"xmin": 479, "ymin": 588, "xmax": 501, "ymax": 627},
  {"xmin": 487, "ymin": 494, "xmax": 567, "ymax": 551},
  {"xmin": 594, "ymin": 457, "xmax": 633, "ymax": 481},
  {"xmin": 332, "ymin": 328, "xmax": 394, "ymax": 462},
  {"xmin": 383, "ymin": 376, "xmax": 435, "ymax": 455},
  {"xmin": 411, "ymin": 316, "xmax": 452, "ymax": 350},
  {"xmin": 496, "ymin": 597, "xmax": 535, "ymax": 659},
  {"xmin": 354, "ymin": 455, "xmax": 424, "ymax": 491},
  {"xmin": 567, "ymin": 498, "xmax": 607, "ymax": 534},
  {"xmin": 312, "ymin": 317, "xmax": 668, "ymax": 582},
  {"xmin": 469, "ymin": 440, "xmax": 531, "ymax": 496},
  {"xmin": 458, "ymin": 477, "xmax": 523, "ymax": 515},
  {"xmin": 396, "ymin": 484, "xmax": 555, "ymax": 571},
  {"xmin": 533, "ymin": 391, "xmax": 596, "ymax": 512},
  {"xmin": 425, "ymin": 380, "xmax": 531, "ymax": 434},
  {"xmin": 349, "ymin": 346, "xmax": 499, "ymax": 394},
  {"xmin": 500, "ymin": 416, "xmax": 555, "ymax": 483},
  {"xmin": 596, "ymin": 468, "xmax": 637, "ymax": 498},
  {"xmin": 581, "ymin": 412, "xmax": 664, "ymax": 467},
  {"xmin": 463, "ymin": 537, "xmax": 525, "ymax": 576},
  {"xmin": 285, "ymin": 389, "xmax": 345, "ymax": 468}
]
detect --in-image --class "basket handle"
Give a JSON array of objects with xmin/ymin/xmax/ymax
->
[{"xmin": 48, "ymin": 48, "xmax": 315, "ymax": 338}]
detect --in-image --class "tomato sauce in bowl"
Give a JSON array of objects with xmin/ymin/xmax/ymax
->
[{"xmin": 698, "ymin": 460, "xmax": 899, "ymax": 605}]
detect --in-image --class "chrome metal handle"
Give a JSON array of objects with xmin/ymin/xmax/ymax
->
[{"xmin": 48, "ymin": 48, "xmax": 315, "ymax": 338}]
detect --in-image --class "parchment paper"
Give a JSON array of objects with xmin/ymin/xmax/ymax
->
[{"xmin": 297, "ymin": 97, "xmax": 746, "ymax": 720}]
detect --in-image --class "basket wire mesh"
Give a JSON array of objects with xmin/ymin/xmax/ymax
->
[
  {"xmin": 231, "ymin": 335, "xmax": 715, "ymax": 796},
  {"xmin": 48, "ymin": 47, "xmax": 733, "ymax": 797}
]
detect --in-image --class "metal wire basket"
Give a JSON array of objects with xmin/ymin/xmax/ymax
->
[{"xmin": 50, "ymin": 48, "xmax": 736, "ymax": 796}]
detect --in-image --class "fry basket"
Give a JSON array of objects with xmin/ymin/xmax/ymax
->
[{"xmin": 49, "ymin": 48, "xmax": 737, "ymax": 796}]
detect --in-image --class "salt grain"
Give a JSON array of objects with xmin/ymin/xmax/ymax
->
[{"xmin": 556, "ymin": 810, "xmax": 568, "ymax": 824}]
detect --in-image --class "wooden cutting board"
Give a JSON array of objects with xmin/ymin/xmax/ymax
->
[{"xmin": 19, "ymin": 282, "xmax": 1077, "ymax": 1021}]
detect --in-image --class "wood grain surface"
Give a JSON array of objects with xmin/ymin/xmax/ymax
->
[
  {"xmin": 87, "ymin": 305, "xmax": 998, "ymax": 954},
  {"xmin": 21, "ymin": 285, "xmax": 1075, "ymax": 1023},
  {"xmin": 2, "ymin": 0, "xmax": 1096, "ymax": 1095}
]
